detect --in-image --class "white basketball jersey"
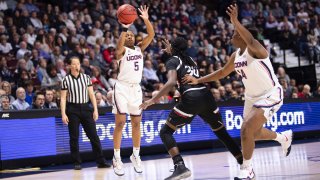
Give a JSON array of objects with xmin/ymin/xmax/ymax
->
[
  {"xmin": 117, "ymin": 46, "xmax": 143, "ymax": 84},
  {"xmin": 234, "ymin": 48, "xmax": 280, "ymax": 98}
]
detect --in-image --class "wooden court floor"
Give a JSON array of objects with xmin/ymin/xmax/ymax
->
[{"xmin": 2, "ymin": 140, "xmax": 320, "ymax": 180}]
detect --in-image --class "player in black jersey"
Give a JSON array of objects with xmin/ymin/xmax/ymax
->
[{"xmin": 140, "ymin": 37, "xmax": 243, "ymax": 180}]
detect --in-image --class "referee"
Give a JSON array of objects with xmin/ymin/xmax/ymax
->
[{"xmin": 60, "ymin": 56, "xmax": 111, "ymax": 170}]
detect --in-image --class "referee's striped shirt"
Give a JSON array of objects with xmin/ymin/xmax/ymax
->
[{"xmin": 61, "ymin": 73, "xmax": 92, "ymax": 104}]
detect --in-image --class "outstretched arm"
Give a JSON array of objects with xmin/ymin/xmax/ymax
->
[
  {"xmin": 226, "ymin": 4, "xmax": 268, "ymax": 59},
  {"xmin": 115, "ymin": 23, "xmax": 132, "ymax": 60},
  {"xmin": 140, "ymin": 70, "xmax": 177, "ymax": 109},
  {"xmin": 182, "ymin": 52, "xmax": 236, "ymax": 84},
  {"xmin": 137, "ymin": 5, "xmax": 155, "ymax": 51}
]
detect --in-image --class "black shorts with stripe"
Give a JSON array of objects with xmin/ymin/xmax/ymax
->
[{"xmin": 167, "ymin": 89, "xmax": 223, "ymax": 129}]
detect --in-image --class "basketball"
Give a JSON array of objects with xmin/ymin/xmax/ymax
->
[{"xmin": 117, "ymin": 4, "xmax": 138, "ymax": 25}]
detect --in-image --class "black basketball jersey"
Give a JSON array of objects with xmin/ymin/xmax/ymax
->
[{"xmin": 166, "ymin": 55, "xmax": 206, "ymax": 94}]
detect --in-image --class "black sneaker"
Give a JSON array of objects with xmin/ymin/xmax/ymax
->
[
  {"xmin": 165, "ymin": 162, "xmax": 191, "ymax": 180},
  {"xmin": 97, "ymin": 162, "xmax": 112, "ymax": 168},
  {"xmin": 74, "ymin": 164, "xmax": 82, "ymax": 170}
]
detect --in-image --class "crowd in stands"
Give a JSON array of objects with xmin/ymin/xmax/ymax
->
[{"xmin": 0, "ymin": 0, "xmax": 320, "ymax": 111}]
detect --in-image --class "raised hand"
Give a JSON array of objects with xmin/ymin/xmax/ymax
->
[
  {"xmin": 181, "ymin": 74, "xmax": 199, "ymax": 85},
  {"xmin": 226, "ymin": 4, "xmax": 238, "ymax": 25},
  {"xmin": 138, "ymin": 5, "xmax": 149, "ymax": 20},
  {"xmin": 120, "ymin": 22, "xmax": 133, "ymax": 28},
  {"xmin": 161, "ymin": 38, "xmax": 172, "ymax": 55}
]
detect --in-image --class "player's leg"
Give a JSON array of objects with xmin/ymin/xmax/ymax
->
[
  {"xmin": 199, "ymin": 91, "xmax": 243, "ymax": 164},
  {"xmin": 199, "ymin": 110, "xmax": 243, "ymax": 165},
  {"xmin": 112, "ymin": 113, "xmax": 126, "ymax": 176},
  {"xmin": 128, "ymin": 84, "xmax": 143, "ymax": 173},
  {"xmin": 112, "ymin": 83, "xmax": 128, "ymax": 176},
  {"xmin": 160, "ymin": 107, "xmax": 193, "ymax": 180},
  {"xmin": 252, "ymin": 87, "xmax": 293, "ymax": 156},
  {"xmin": 130, "ymin": 115, "xmax": 143, "ymax": 173}
]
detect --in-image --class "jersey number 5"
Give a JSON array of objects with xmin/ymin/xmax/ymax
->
[
  {"xmin": 134, "ymin": 61, "xmax": 139, "ymax": 71},
  {"xmin": 236, "ymin": 69, "xmax": 247, "ymax": 79}
]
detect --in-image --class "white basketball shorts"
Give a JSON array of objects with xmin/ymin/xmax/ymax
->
[
  {"xmin": 112, "ymin": 81, "xmax": 143, "ymax": 116},
  {"xmin": 243, "ymin": 85, "xmax": 283, "ymax": 121}
]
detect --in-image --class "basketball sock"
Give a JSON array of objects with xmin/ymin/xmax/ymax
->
[
  {"xmin": 114, "ymin": 149, "xmax": 121, "ymax": 159},
  {"xmin": 274, "ymin": 132, "xmax": 285, "ymax": 143},
  {"xmin": 133, "ymin": 147, "xmax": 140, "ymax": 157},
  {"xmin": 172, "ymin": 154, "xmax": 184, "ymax": 166},
  {"xmin": 242, "ymin": 158, "xmax": 252, "ymax": 168}
]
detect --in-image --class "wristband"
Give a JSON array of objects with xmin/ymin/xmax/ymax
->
[{"xmin": 122, "ymin": 27, "xmax": 128, "ymax": 32}]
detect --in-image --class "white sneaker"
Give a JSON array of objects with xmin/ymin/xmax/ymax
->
[
  {"xmin": 280, "ymin": 130, "xmax": 293, "ymax": 157},
  {"xmin": 130, "ymin": 154, "xmax": 142, "ymax": 173},
  {"xmin": 113, "ymin": 156, "xmax": 125, "ymax": 176},
  {"xmin": 234, "ymin": 165, "xmax": 255, "ymax": 180}
]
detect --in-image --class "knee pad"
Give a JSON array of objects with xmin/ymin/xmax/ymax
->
[{"xmin": 160, "ymin": 123, "xmax": 177, "ymax": 151}]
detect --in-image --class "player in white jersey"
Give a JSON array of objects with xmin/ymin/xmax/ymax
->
[
  {"xmin": 182, "ymin": 4, "xmax": 293, "ymax": 180},
  {"xmin": 112, "ymin": 5, "xmax": 154, "ymax": 176}
]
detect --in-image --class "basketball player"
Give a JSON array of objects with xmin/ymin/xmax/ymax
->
[
  {"xmin": 140, "ymin": 37, "xmax": 243, "ymax": 180},
  {"xmin": 182, "ymin": 4, "xmax": 293, "ymax": 180},
  {"xmin": 112, "ymin": 5, "xmax": 155, "ymax": 176}
]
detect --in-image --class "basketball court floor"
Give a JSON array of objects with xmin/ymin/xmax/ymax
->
[{"xmin": 2, "ymin": 140, "xmax": 320, "ymax": 180}]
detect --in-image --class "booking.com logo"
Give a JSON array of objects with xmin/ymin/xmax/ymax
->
[
  {"xmin": 82, "ymin": 119, "xmax": 192, "ymax": 143},
  {"xmin": 225, "ymin": 110, "xmax": 305, "ymax": 131}
]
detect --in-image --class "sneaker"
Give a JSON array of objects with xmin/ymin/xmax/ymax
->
[
  {"xmin": 112, "ymin": 156, "xmax": 125, "ymax": 176},
  {"xmin": 97, "ymin": 162, "xmax": 112, "ymax": 168},
  {"xmin": 234, "ymin": 165, "xmax": 255, "ymax": 180},
  {"xmin": 130, "ymin": 154, "xmax": 142, "ymax": 173},
  {"xmin": 280, "ymin": 130, "xmax": 293, "ymax": 157},
  {"xmin": 165, "ymin": 162, "xmax": 191, "ymax": 180},
  {"xmin": 74, "ymin": 164, "xmax": 82, "ymax": 170}
]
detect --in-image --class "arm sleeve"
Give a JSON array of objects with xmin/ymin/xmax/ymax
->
[{"xmin": 165, "ymin": 57, "xmax": 180, "ymax": 71}]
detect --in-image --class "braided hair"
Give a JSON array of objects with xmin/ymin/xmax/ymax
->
[{"xmin": 171, "ymin": 37, "xmax": 196, "ymax": 67}]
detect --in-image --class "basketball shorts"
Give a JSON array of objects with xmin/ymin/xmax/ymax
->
[
  {"xmin": 167, "ymin": 89, "xmax": 223, "ymax": 130},
  {"xmin": 244, "ymin": 85, "xmax": 283, "ymax": 121},
  {"xmin": 112, "ymin": 81, "xmax": 143, "ymax": 116}
]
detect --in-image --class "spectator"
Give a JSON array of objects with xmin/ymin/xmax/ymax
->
[
  {"xmin": 1, "ymin": 81, "xmax": 14, "ymax": 103},
  {"xmin": 0, "ymin": 56, "xmax": 13, "ymax": 82},
  {"xmin": 30, "ymin": 11, "xmax": 43, "ymax": 29},
  {"xmin": 37, "ymin": 57, "xmax": 48, "ymax": 82},
  {"xmin": 29, "ymin": 92, "xmax": 46, "ymax": 109},
  {"xmin": 279, "ymin": 77, "xmax": 293, "ymax": 98},
  {"xmin": 44, "ymin": 89, "xmax": 57, "ymax": 109},
  {"xmin": 106, "ymin": 90, "xmax": 113, "ymax": 106},
  {"xmin": 298, "ymin": 84, "xmax": 313, "ymax": 98},
  {"xmin": 156, "ymin": 63, "xmax": 167, "ymax": 83},
  {"xmin": 95, "ymin": 91, "xmax": 106, "ymax": 107},
  {"xmin": 25, "ymin": 80, "xmax": 34, "ymax": 105},
  {"xmin": 0, "ymin": 95, "xmax": 15, "ymax": 111},
  {"xmin": 12, "ymin": 87, "xmax": 29, "ymax": 110},
  {"xmin": 144, "ymin": 59, "xmax": 159, "ymax": 83},
  {"xmin": 276, "ymin": 67, "xmax": 290, "ymax": 85},
  {"xmin": 210, "ymin": 88, "xmax": 222, "ymax": 102},
  {"xmin": 91, "ymin": 66, "xmax": 112, "ymax": 91},
  {"xmin": 0, "ymin": 35, "xmax": 13, "ymax": 54},
  {"xmin": 41, "ymin": 64, "xmax": 63, "ymax": 89},
  {"xmin": 16, "ymin": 41, "xmax": 30, "ymax": 60},
  {"xmin": 108, "ymin": 70, "xmax": 117, "ymax": 88}
]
